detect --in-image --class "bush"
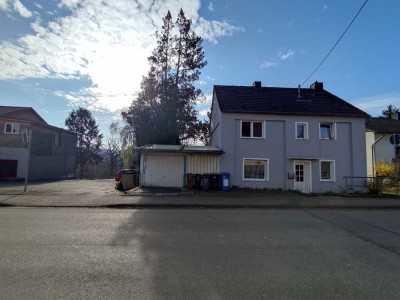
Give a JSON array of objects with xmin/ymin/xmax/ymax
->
[
  {"xmin": 364, "ymin": 178, "xmax": 378, "ymax": 194},
  {"xmin": 375, "ymin": 161, "xmax": 395, "ymax": 177}
]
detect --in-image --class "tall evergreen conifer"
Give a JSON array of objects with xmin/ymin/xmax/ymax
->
[
  {"xmin": 65, "ymin": 107, "xmax": 103, "ymax": 178},
  {"xmin": 123, "ymin": 9, "xmax": 207, "ymax": 146}
]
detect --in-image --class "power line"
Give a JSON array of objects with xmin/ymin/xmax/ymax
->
[{"xmin": 301, "ymin": 0, "xmax": 369, "ymax": 86}]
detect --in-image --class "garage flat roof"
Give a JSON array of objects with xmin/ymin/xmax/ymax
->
[{"xmin": 137, "ymin": 144, "xmax": 224, "ymax": 154}]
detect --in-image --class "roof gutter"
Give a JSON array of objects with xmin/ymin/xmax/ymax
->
[{"xmin": 209, "ymin": 122, "xmax": 219, "ymax": 138}]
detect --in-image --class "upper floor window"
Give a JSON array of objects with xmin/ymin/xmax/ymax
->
[
  {"xmin": 320, "ymin": 122, "xmax": 336, "ymax": 140},
  {"xmin": 4, "ymin": 123, "xmax": 20, "ymax": 134},
  {"xmin": 296, "ymin": 122, "xmax": 308, "ymax": 139},
  {"xmin": 241, "ymin": 121, "xmax": 264, "ymax": 138}
]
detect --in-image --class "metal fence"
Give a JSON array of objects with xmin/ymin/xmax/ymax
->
[{"xmin": 344, "ymin": 176, "xmax": 400, "ymax": 195}]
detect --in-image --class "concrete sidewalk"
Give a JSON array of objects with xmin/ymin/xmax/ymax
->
[{"xmin": 0, "ymin": 180, "xmax": 400, "ymax": 209}]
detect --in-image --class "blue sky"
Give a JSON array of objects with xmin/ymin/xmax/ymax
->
[{"xmin": 1, "ymin": 0, "xmax": 399, "ymax": 137}]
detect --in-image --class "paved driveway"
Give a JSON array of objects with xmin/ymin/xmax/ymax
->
[
  {"xmin": 0, "ymin": 179, "xmax": 123, "ymax": 206},
  {"xmin": 0, "ymin": 179, "xmax": 117, "ymax": 195},
  {"xmin": 1, "ymin": 179, "xmax": 400, "ymax": 209}
]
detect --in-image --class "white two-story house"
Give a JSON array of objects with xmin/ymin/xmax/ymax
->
[{"xmin": 210, "ymin": 81, "xmax": 369, "ymax": 193}]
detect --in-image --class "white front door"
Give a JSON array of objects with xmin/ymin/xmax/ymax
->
[{"xmin": 293, "ymin": 161, "xmax": 312, "ymax": 193}]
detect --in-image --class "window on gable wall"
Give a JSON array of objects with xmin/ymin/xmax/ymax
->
[
  {"xmin": 320, "ymin": 123, "xmax": 335, "ymax": 139},
  {"xmin": 241, "ymin": 121, "xmax": 264, "ymax": 138},
  {"xmin": 296, "ymin": 122, "xmax": 308, "ymax": 139},
  {"xmin": 4, "ymin": 123, "xmax": 20, "ymax": 134}
]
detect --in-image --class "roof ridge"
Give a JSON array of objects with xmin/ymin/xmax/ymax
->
[
  {"xmin": 213, "ymin": 85, "xmax": 369, "ymax": 118},
  {"xmin": 214, "ymin": 85, "xmax": 311, "ymax": 90},
  {"xmin": 0, "ymin": 106, "xmax": 48, "ymax": 124}
]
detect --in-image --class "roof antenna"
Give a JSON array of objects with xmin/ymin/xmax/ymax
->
[{"xmin": 297, "ymin": 84, "xmax": 302, "ymax": 99}]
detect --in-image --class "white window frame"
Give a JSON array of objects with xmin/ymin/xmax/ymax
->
[
  {"xmin": 243, "ymin": 158, "xmax": 269, "ymax": 181},
  {"xmin": 240, "ymin": 120, "xmax": 265, "ymax": 139},
  {"xmin": 295, "ymin": 122, "xmax": 309, "ymax": 140},
  {"xmin": 319, "ymin": 122, "xmax": 336, "ymax": 140},
  {"xmin": 4, "ymin": 123, "xmax": 20, "ymax": 134},
  {"xmin": 319, "ymin": 160, "xmax": 336, "ymax": 182}
]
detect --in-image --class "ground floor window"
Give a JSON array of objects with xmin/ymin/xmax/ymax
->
[
  {"xmin": 0, "ymin": 160, "xmax": 18, "ymax": 178},
  {"xmin": 243, "ymin": 158, "xmax": 269, "ymax": 180},
  {"xmin": 320, "ymin": 160, "xmax": 335, "ymax": 181}
]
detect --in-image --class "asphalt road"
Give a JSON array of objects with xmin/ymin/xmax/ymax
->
[{"xmin": 0, "ymin": 208, "xmax": 400, "ymax": 299}]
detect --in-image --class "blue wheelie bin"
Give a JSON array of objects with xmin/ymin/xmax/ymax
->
[{"xmin": 220, "ymin": 172, "xmax": 230, "ymax": 191}]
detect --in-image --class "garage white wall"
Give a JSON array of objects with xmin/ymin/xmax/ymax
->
[
  {"xmin": 140, "ymin": 153, "xmax": 221, "ymax": 187},
  {"xmin": 186, "ymin": 154, "xmax": 220, "ymax": 174}
]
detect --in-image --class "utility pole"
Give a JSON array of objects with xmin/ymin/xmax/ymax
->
[{"xmin": 24, "ymin": 129, "xmax": 32, "ymax": 193}]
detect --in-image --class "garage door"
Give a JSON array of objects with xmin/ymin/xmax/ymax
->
[
  {"xmin": 0, "ymin": 160, "xmax": 18, "ymax": 178},
  {"xmin": 144, "ymin": 155, "xmax": 185, "ymax": 187}
]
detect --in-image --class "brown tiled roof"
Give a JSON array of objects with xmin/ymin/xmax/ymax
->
[
  {"xmin": 213, "ymin": 85, "xmax": 369, "ymax": 118},
  {"xmin": 0, "ymin": 106, "xmax": 24, "ymax": 115},
  {"xmin": 0, "ymin": 105, "xmax": 47, "ymax": 124},
  {"xmin": 0, "ymin": 105, "xmax": 75, "ymax": 135},
  {"xmin": 366, "ymin": 118, "xmax": 400, "ymax": 133}
]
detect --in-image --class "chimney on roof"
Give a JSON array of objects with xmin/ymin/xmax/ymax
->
[
  {"xmin": 253, "ymin": 81, "xmax": 261, "ymax": 88},
  {"xmin": 310, "ymin": 81, "xmax": 323, "ymax": 91},
  {"xmin": 390, "ymin": 112, "xmax": 400, "ymax": 120}
]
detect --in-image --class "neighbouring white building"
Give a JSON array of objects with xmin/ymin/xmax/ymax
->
[{"xmin": 366, "ymin": 113, "xmax": 400, "ymax": 176}]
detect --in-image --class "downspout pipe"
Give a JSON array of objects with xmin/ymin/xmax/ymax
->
[{"xmin": 372, "ymin": 133, "xmax": 385, "ymax": 176}]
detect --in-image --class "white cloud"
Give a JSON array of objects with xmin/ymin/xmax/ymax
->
[
  {"xmin": 197, "ymin": 75, "xmax": 215, "ymax": 86},
  {"xmin": 58, "ymin": 0, "xmax": 83, "ymax": 9},
  {"xmin": 13, "ymin": 0, "xmax": 32, "ymax": 18},
  {"xmin": 279, "ymin": 49, "xmax": 295, "ymax": 60},
  {"xmin": 34, "ymin": 3, "xmax": 43, "ymax": 9},
  {"xmin": 353, "ymin": 94, "xmax": 400, "ymax": 117},
  {"xmin": 195, "ymin": 17, "xmax": 244, "ymax": 44},
  {"xmin": 208, "ymin": 2, "xmax": 214, "ymax": 11},
  {"xmin": 196, "ymin": 93, "xmax": 212, "ymax": 118},
  {"xmin": 0, "ymin": 0, "xmax": 32, "ymax": 17},
  {"xmin": 260, "ymin": 61, "xmax": 277, "ymax": 69},
  {"xmin": 199, "ymin": 109, "xmax": 209, "ymax": 117},
  {"xmin": 260, "ymin": 49, "xmax": 295, "ymax": 69},
  {"xmin": 0, "ymin": 0, "xmax": 242, "ymax": 112},
  {"xmin": 0, "ymin": 0, "xmax": 10, "ymax": 11}
]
